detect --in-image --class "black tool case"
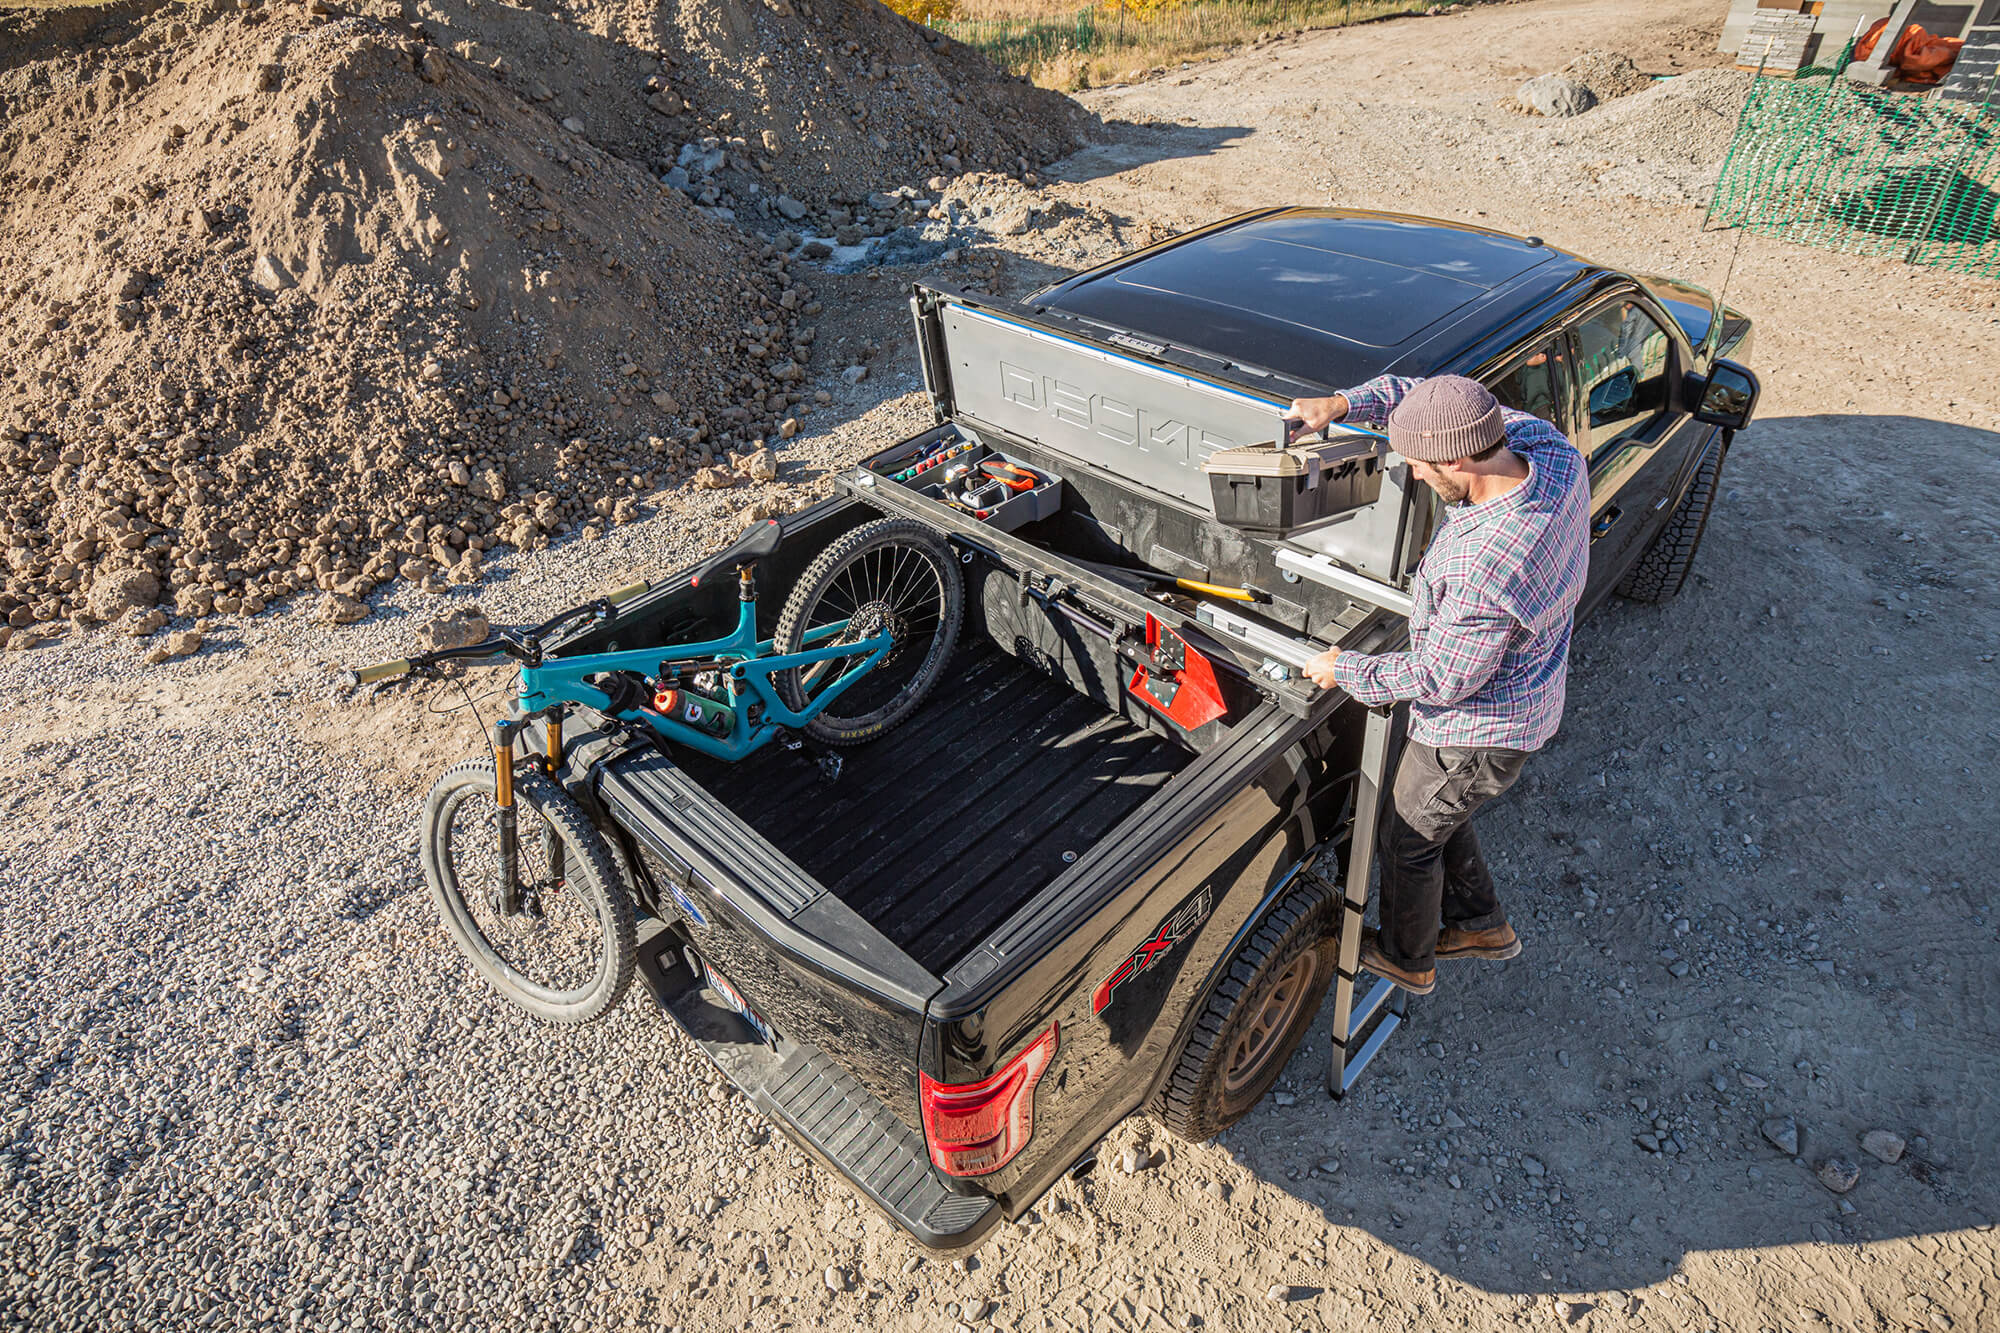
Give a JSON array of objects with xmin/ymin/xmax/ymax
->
[{"xmin": 1201, "ymin": 436, "xmax": 1386, "ymax": 537}]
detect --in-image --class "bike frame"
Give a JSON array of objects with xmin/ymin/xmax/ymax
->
[{"xmin": 512, "ymin": 593, "xmax": 892, "ymax": 762}]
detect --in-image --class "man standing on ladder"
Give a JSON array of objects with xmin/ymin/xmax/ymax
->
[{"xmin": 1289, "ymin": 375, "xmax": 1591, "ymax": 996}]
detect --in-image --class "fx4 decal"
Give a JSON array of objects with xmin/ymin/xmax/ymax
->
[{"xmin": 1093, "ymin": 885, "xmax": 1215, "ymax": 1015}]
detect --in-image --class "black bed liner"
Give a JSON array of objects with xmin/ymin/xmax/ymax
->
[{"xmin": 674, "ymin": 643, "xmax": 1191, "ymax": 973}]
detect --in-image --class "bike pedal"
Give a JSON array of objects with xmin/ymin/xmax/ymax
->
[{"xmin": 817, "ymin": 754, "xmax": 843, "ymax": 784}]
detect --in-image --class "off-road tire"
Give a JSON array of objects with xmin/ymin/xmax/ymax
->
[
  {"xmin": 1154, "ymin": 876, "xmax": 1341, "ymax": 1142},
  {"xmin": 1617, "ymin": 436, "xmax": 1727, "ymax": 603},
  {"xmin": 423, "ymin": 758, "xmax": 636, "ymax": 1023},
  {"xmin": 773, "ymin": 517, "xmax": 963, "ymax": 747}
]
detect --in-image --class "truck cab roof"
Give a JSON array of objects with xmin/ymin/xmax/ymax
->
[{"xmin": 1027, "ymin": 208, "xmax": 1602, "ymax": 388}]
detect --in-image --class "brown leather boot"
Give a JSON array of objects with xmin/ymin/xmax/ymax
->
[
  {"xmin": 1435, "ymin": 921, "xmax": 1522, "ymax": 961},
  {"xmin": 1358, "ymin": 930, "xmax": 1436, "ymax": 996}
]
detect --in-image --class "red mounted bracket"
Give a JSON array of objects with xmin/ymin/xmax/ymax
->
[{"xmin": 1130, "ymin": 614, "xmax": 1226, "ymax": 731}]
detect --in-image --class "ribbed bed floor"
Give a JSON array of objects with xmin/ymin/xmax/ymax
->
[{"xmin": 675, "ymin": 645, "xmax": 1190, "ymax": 974}]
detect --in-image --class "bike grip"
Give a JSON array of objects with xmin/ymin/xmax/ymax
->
[
  {"xmin": 604, "ymin": 580, "xmax": 650, "ymax": 605},
  {"xmin": 346, "ymin": 658, "xmax": 411, "ymax": 687}
]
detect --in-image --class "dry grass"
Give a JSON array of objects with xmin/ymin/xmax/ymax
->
[{"xmin": 940, "ymin": 0, "xmax": 1496, "ymax": 90}]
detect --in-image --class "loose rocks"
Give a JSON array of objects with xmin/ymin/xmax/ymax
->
[
  {"xmin": 1861, "ymin": 1129, "xmax": 1906, "ymax": 1164},
  {"xmin": 318, "ymin": 594, "xmax": 371, "ymax": 625},
  {"xmin": 144, "ymin": 629, "xmax": 203, "ymax": 662},
  {"xmin": 418, "ymin": 607, "xmax": 490, "ymax": 651},
  {"xmin": 1760, "ymin": 1116, "xmax": 1800, "ymax": 1156},
  {"xmin": 87, "ymin": 568, "xmax": 160, "ymax": 622},
  {"xmin": 1816, "ymin": 1158, "xmax": 1861, "ymax": 1194},
  {"xmin": 117, "ymin": 607, "xmax": 168, "ymax": 637}
]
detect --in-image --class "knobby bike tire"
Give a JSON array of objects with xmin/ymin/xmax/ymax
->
[
  {"xmin": 421, "ymin": 758, "xmax": 636, "ymax": 1023},
  {"xmin": 772, "ymin": 518, "xmax": 963, "ymax": 747}
]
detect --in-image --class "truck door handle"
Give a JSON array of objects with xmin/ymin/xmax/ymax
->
[{"xmin": 1591, "ymin": 506, "xmax": 1623, "ymax": 542}]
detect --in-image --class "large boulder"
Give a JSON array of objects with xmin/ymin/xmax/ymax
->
[{"xmin": 1519, "ymin": 74, "xmax": 1597, "ymax": 118}]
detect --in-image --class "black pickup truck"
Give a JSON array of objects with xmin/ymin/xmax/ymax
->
[{"xmin": 547, "ymin": 209, "xmax": 1758, "ymax": 1250}]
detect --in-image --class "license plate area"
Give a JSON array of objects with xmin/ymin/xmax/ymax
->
[{"xmin": 689, "ymin": 949, "xmax": 777, "ymax": 1047}]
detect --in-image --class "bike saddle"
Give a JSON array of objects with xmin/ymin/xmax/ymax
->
[{"xmin": 689, "ymin": 519, "xmax": 783, "ymax": 587}]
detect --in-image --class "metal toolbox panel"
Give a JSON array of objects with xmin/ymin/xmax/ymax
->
[
  {"xmin": 931, "ymin": 299, "xmax": 1414, "ymax": 583},
  {"xmin": 940, "ymin": 303, "xmax": 1297, "ymax": 509}
]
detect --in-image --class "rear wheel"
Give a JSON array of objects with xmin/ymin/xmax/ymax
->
[
  {"xmin": 1617, "ymin": 436, "xmax": 1726, "ymax": 603},
  {"xmin": 1155, "ymin": 877, "xmax": 1339, "ymax": 1141},
  {"xmin": 773, "ymin": 518, "xmax": 963, "ymax": 746},
  {"xmin": 422, "ymin": 758, "xmax": 635, "ymax": 1023}
]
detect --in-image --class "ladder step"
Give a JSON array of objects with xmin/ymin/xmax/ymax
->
[
  {"xmin": 1337, "ymin": 1007, "xmax": 1405, "ymax": 1096},
  {"xmin": 1341, "ymin": 975, "xmax": 1398, "ymax": 1044}
]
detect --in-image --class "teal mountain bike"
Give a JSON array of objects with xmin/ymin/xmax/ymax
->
[{"xmin": 344, "ymin": 517, "xmax": 963, "ymax": 1021}]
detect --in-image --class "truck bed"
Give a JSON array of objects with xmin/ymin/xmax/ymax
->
[{"xmin": 673, "ymin": 643, "xmax": 1191, "ymax": 974}]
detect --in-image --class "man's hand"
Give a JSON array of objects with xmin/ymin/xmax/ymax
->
[
  {"xmin": 1304, "ymin": 648, "xmax": 1342, "ymax": 689},
  {"xmin": 1286, "ymin": 394, "xmax": 1349, "ymax": 435}
]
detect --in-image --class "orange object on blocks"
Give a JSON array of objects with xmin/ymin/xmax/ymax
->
[{"xmin": 1855, "ymin": 17, "xmax": 1964, "ymax": 84}]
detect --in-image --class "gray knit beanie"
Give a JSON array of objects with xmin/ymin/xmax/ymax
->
[{"xmin": 1385, "ymin": 375, "xmax": 1504, "ymax": 463}]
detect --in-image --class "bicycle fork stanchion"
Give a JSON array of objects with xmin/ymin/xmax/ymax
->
[
  {"xmin": 493, "ymin": 718, "xmax": 523, "ymax": 915},
  {"xmin": 1328, "ymin": 704, "xmax": 1409, "ymax": 1099}
]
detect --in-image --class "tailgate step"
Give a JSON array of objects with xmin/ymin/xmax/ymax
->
[
  {"xmin": 756, "ymin": 1047, "xmax": 999, "ymax": 1250},
  {"xmin": 656, "ymin": 970, "xmax": 999, "ymax": 1250}
]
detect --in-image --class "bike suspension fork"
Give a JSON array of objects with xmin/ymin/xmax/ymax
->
[{"xmin": 494, "ymin": 718, "xmax": 523, "ymax": 914}]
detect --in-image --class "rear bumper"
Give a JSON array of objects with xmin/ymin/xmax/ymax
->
[{"xmin": 648, "ymin": 942, "xmax": 1002, "ymax": 1252}]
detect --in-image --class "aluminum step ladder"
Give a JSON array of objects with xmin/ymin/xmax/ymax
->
[{"xmin": 1325, "ymin": 703, "xmax": 1408, "ymax": 1098}]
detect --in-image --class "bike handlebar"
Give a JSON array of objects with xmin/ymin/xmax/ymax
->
[{"xmin": 340, "ymin": 583, "xmax": 650, "ymax": 690}]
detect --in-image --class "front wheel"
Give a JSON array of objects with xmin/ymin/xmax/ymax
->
[
  {"xmin": 1617, "ymin": 437, "xmax": 1726, "ymax": 603},
  {"xmin": 773, "ymin": 517, "xmax": 963, "ymax": 747},
  {"xmin": 421, "ymin": 758, "xmax": 636, "ymax": 1023}
]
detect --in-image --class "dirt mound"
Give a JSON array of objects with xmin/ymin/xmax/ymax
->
[
  {"xmin": 0, "ymin": 0, "xmax": 1087, "ymax": 630},
  {"xmin": 1559, "ymin": 49, "xmax": 1654, "ymax": 101},
  {"xmin": 403, "ymin": 0, "xmax": 1089, "ymax": 225},
  {"xmin": 1508, "ymin": 67, "xmax": 1752, "ymax": 206}
]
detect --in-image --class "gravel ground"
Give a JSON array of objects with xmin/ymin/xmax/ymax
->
[{"xmin": 6, "ymin": 2, "xmax": 1999, "ymax": 1331}]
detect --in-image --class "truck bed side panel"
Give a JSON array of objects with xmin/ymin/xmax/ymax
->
[{"xmin": 920, "ymin": 697, "xmax": 1358, "ymax": 1214}]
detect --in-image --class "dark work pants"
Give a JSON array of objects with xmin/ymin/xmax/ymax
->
[{"xmin": 1376, "ymin": 738, "xmax": 1530, "ymax": 972}]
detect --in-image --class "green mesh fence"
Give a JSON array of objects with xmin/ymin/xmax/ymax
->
[{"xmin": 1706, "ymin": 43, "xmax": 2000, "ymax": 279}]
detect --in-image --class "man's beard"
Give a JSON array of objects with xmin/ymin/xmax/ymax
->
[{"xmin": 1425, "ymin": 473, "xmax": 1471, "ymax": 505}]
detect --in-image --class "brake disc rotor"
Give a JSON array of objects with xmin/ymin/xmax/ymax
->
[{"xmin": 850, "ymin": 600, "xmax": 908, "ymax": 667}]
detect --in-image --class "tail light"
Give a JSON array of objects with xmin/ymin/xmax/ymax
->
[{"xmin": 919, "ymin": 1023, "xmax": 1059, "ymax": 1177}]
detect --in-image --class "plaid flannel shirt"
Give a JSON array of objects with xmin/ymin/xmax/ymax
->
[{"xmin": 1329, "ymin": 375, "xmax": 1591, "ymax": 752}]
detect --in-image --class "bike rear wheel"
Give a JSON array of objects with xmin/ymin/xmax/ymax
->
[
  {"xmin": 421, "ymin": 758, "xmax": 635, "ymax": 1023},
  {"xmin": 772, "ymin": 518, "xmax": 963, "ymax": 746}
]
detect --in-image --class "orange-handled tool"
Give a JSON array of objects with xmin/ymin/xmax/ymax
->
[{"xmin": 981, "ymin": 461, "xmax": 1039, "ymax": 492}]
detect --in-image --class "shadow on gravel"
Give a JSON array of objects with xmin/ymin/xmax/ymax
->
[
  {"xmin": 1048, "ymin": 123, "xmax": 1253, "ymax": 185},
  {"xmin": 1205, "ymin": 414, "xmax": 2000, "ymax": 1296}
]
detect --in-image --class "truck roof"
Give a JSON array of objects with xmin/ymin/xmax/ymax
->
[{"xmin": 1028, "ymin": 208, "xmax": 1600, "ymax": 388}]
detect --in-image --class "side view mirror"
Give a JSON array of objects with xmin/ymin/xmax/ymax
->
[{"xmin": 1688, "ymin": 359, "xmax": 1759, "ymax": 432}]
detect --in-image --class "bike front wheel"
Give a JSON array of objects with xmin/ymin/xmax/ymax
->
[
  {"xmin": 772, "ymin": 517, "xmax": 963, "ymax": 746},
  {"xmin": 421, "ymin": 758, "xmax": 636, "ymax": 1023}
]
